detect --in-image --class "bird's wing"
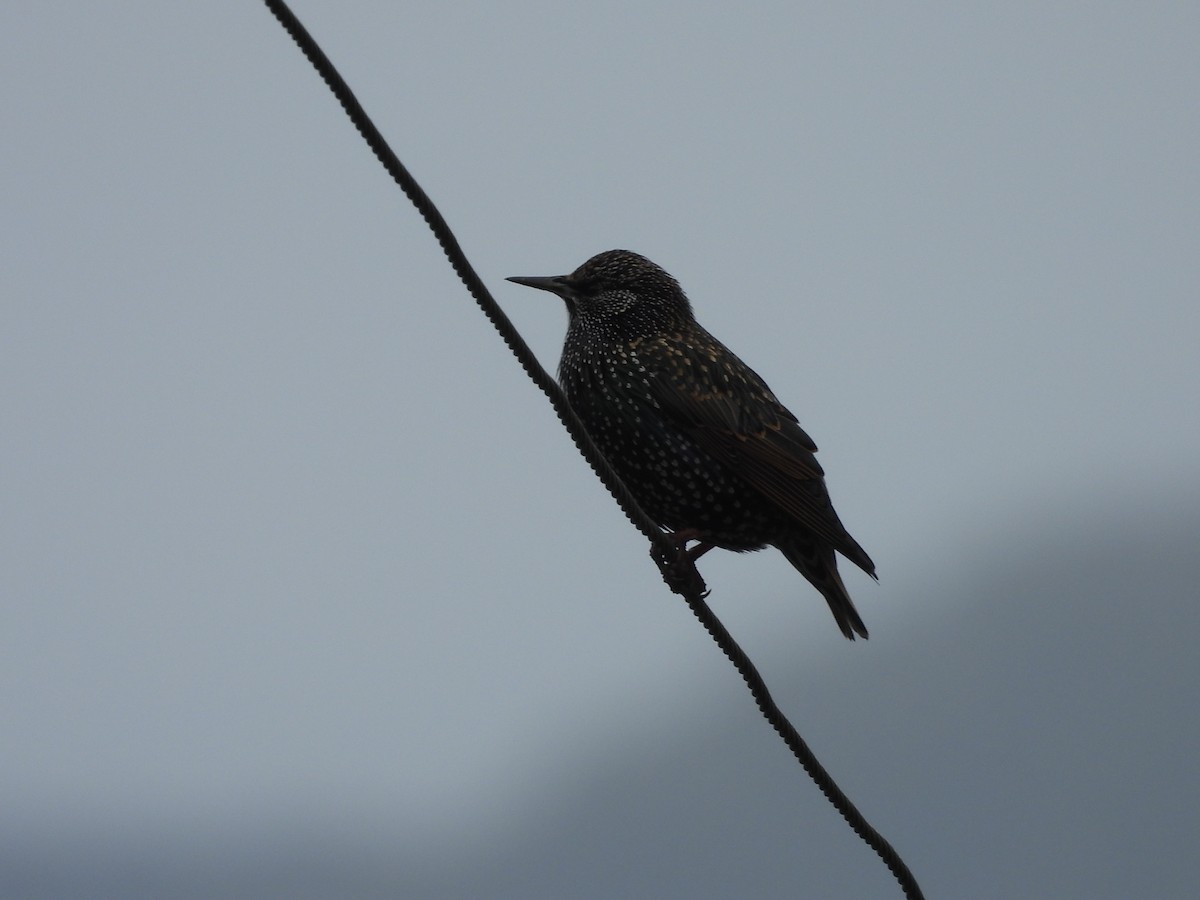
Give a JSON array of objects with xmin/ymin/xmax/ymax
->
[{"xmin": 639, "ymin": 332, "xmax": 875, "ymax": 574}]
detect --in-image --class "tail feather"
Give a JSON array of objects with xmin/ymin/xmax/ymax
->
[{"xmin": 777, "ymin": 539, "xmax": 870, "ymax": 640}]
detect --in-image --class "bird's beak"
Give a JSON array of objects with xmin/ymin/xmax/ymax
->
[{"xmin": 506, "ymin": 274, "xmax": 568, "ymax": 296}]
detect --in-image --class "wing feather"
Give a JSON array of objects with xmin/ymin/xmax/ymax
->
[{"xmin": 639, "ymin": 332, "xmax": 875, "ymax": 575}]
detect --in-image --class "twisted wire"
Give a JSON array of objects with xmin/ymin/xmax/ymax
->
[{"xmin": 259, "ymin": 3, "xmax": 923, "ymax": 897}]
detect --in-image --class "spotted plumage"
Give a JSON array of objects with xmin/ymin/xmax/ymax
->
[{"xmin": 507, "ymin": 250, "xmax": 875, "ymax": 639}]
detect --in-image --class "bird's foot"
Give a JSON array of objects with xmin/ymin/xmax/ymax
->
[{"xmin": 650, "ymin": 529, "xmax": 712, "ymax": 598}]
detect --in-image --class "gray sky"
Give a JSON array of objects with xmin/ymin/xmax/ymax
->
[{"xmin": 3, "ymin": 2, "xmax": 1198, "ymax": 897}]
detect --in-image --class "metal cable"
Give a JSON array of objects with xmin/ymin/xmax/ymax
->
[{"xmin": 259, "ymin": 3, "xmax": 924, "ymax": 897}]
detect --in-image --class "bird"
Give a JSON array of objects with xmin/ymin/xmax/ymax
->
[{"xmin": 507, "ymin": 250, "xmax": 875, "ymax": 639}]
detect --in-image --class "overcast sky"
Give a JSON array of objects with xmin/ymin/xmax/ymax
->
[{"xmin": 3, "ymin": 2, "xmax": 1198, "ymax": 897}]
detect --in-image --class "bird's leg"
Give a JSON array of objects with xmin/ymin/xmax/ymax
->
[
  {"xmin": 671, "ymin": 527, "xmax": 714, "ymax": 560},
  {"xmin": 650, "ymin": 528, "xmax": 711, "ymax": 598}
]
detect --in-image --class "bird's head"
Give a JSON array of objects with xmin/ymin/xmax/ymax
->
[{"xmin": 507, "ymin": 249, "xmax": 693, "ymax": 337}]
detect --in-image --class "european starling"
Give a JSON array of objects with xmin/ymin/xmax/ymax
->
[{"xmin": 507, "ymin": 250, "xmax": 875, "ymax": 639}]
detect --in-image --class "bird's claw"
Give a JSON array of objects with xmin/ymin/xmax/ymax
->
[{"xmin": 650, "ymin": 536, "xmax": 710, "ymax": 598}]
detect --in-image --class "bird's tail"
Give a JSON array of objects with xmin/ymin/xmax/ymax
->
[{"xmin": 777, "ymin": 538, "xmax": 870, "ymax": 640}]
